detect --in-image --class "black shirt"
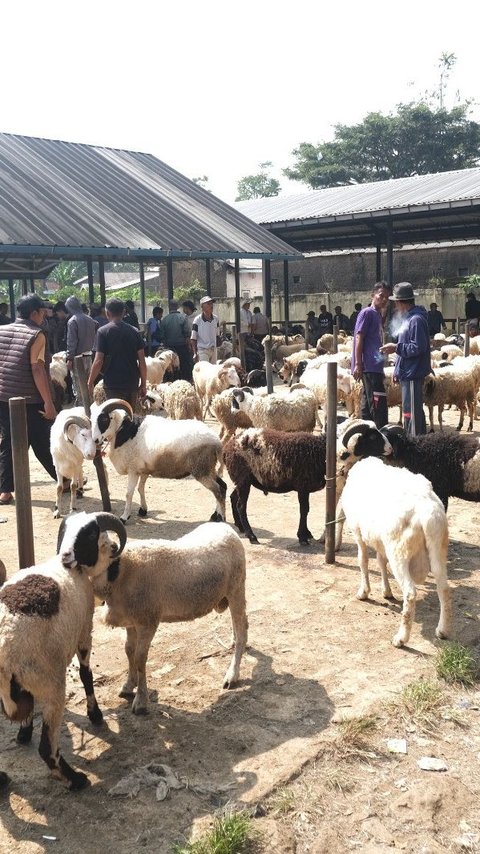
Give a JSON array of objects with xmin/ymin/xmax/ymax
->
[
  {"xmin": 96, "ymin": 320, "xmax": 144, "ymax": 391},
  {"xmin": 465, "ymin": 299, "xmax": 480, "ymax": 321},
  {"xmin": 123, "ymin": 311, "xmax": 140, "ymax": 329},
  {"xmin": 318, "ymin": 312, "xmax": 333, "ymax": 335}
]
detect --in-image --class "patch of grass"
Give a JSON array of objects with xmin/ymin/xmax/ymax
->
[
  {"xmin": 269, "ymin": 787, "xmax": 296, "ymax": 816},
  {"xmin": 173, "ymin": 811, "xmax": 252, "ymax": 854},
  {"xmin": 322, "ymin": 765, "xmax": 355, "ymax": 793},
  {"xmin": 436, "ymin": 642, "xmax": 477, "ymax": 686},
  {"xmin": 337, "ymin": 715, "xmax": 378, "ymax": 747},
  {"xmin": 401, "ymin": 679, "xmax": 443, "ymax": 716}
]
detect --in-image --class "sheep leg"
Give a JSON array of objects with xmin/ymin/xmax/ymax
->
[
  {"xmin": 438, "ymin": 404, "xmax": 444, "ymax": 432},
  {"xmin": 131, "ymin": 625, "xmax": 157, "ymax": 715},
  {"xmin": 235, "ymin": 483, "xmax": 258, "ymax": 544},
  {"xmin": 120, "ymin": 470, "xmax": 140, "ymax": 522},
  {"xmin": 39, "ymin": 695, "xmax": 89, "ymax": 790},
  {"xmin": 356, "ymin": 538, "xmax": 371, "ymax": 600},
  {"xmin": 53, "ymin": 477, "xmax": 64, "ymax": 519},
  {"xmin": 77, "ymin": 647, "xmax": 103, "ymax": 725},
  {"xmin": 69, "ymin": 478, "xmax": 79, "ymax": 514},
  {"xmin": 377, "ymin": 551, "xmax": 394, "ymax": 599},
  {"xmin": 223, "ymin": 599, "xmax": 248, "ymax": 689},
  {"xmin": 119, "ymin": 627, "xmax": 138, "ymax": 697},
  {"xmin": 137, "ymin": 473, "xmax": 149, "ymax": 517},
  {"xmin": 196, "ymin": 474, "xmax": 226, "ymax": 522},
  {"xmin": 456, "ymin": 403, "xmax": 465, "ymax": 431},
  {"xmin": 230, "ymin": 488, "xmax": 244, "ymax": 533},
  {"xmin": 427, "ymin": 405, "xmax": 435, "ymax": 433},
  {"xmin": 393, "ymin": 573, "xmax": 416, "ymax": 648},
  {"xmin": 467, "ymin": 398, "xmax": 474, "ymax": 432},
  {"xmin": 297, "ymin": 490, "xmax": 313, "ymax": 544},
  {"xmin": 16, "ymin": 708, "xmax": 34, "ymax": 744}
]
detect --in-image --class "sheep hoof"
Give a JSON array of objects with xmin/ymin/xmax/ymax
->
[
  {"xmin": 68, "ymin": 770, "xmax": 90, "ymax": 791},
  {"xmin": 435, "ymin": 627, "xmax": 449, "ymax": 640},
  {"xmin": 392, "ymin": 634, "xmax": 405, "ymax": 648},
  {"xmin": 209, "ymin": 511, "xmax": 223, "ymax": 522},
  {"xmin": 222, "ymin": 675, "xmax": 237, "ymax": 689},
  {"xmin": 138, "ymin": 507, "xmax": 148, "ymax": 518},
  {"xmin": 76, "ymin": 488, "xmax": 84, "ymax": 499},
  {"xmin": 299, "ymin": 538, "xmax": 310, "ymax": 546},
  {"xmin": 119, "ymin": 688, "xmax": 135, "ymax": 699},
  {"xmin": 248, "ymin": 535, "xmax": 259, "ymax": 544},
  {"xmin": 0, "ymin": 772, "xmax": 11, "ymax": 789},
  {"xmin": 119, "ymin": 516, "xmax": 129, "ymax": 525},
  {"xmin": 88, "ymin": 706, "xmax": 104, "ymax": 726},
  {"xmin": 53, "ymin": 508, "xmax": 60, "ymax": 519},
  {"xmin": 132, "ymin": 703, "xmax": 148, "ymax": 716},
  {"xmin": 357, "ymin": 590, "xmax": 370, "ymax": 601},
  {"xmin": 16, "ymin": 723, "xmax": 33, "ymax": 745}
]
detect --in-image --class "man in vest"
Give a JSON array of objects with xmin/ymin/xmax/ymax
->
[{"xmin": 0, "ymin": 294, "xmax": 58, "ymax": 505}]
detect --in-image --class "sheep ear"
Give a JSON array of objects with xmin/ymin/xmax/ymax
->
[
  {"xmin": 56, "ymin": 518, "xmax": 67, "ymax": 554},
  {"xmin": 241, "ymin": 386, "xmax": 254, "ymax": 395}
]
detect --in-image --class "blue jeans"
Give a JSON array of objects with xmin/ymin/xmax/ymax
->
[{"xmin": 401, "ymin": 379, "xmax": 426, "ymax": 437}]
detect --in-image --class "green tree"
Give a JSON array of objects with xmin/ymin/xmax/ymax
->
[
  {"xmin": 235, "ymin": 161, "xmax": 281, "ymax": 200},
  {"xmin": 284, "ymin": 55, "xmax": 480, "ymax": 189},
  {"xmin": 50, "ymin": 261, "xmax": 88, "ymax": 288},
  {"xmin": 192, "ymin": 175, "xmax": 210, "ymax": 191},
  {"xmin": 173, "ymin": 279, "xmax": 206, "ymax": 304}
]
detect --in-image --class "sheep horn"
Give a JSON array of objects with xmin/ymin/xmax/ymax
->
[
  {"xmin": 95, "ymin": 512, "xmax": 127, "ymax": 557},
  {"xmin": 341, "ymin": 421, "xmax": 374, "ymax": 448},
  {"xmin": 98, "ymin": 399, "xmax": 133, "ymax": 419},
  {"xmin": 380, "ymin": 425, "xmax": 406, "ymax": 439},
  {"xmin": 63, "ymin": 414, "xmax": 91, "ymax": 441},
  {"xmin": 240, "ymin": 386, "xmax": 254, "ymax": 396}
]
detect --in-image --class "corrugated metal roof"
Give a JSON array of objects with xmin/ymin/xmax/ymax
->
[
  {"xmin": 0, "ymin": 133, "xmax": 300, "ymax": 270},
  {"xmin": 237, "ymin": 168, "xmax": 480, "ymax": 224}
]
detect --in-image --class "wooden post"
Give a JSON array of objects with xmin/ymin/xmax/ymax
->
[
  {"xmin": 305, "ymin": 317, "xmax": 310, "ymax": 350},
  {"xmin": 231, "ymin": 324, "xmax": 238, "ymax": 357},
  {"xmin": 332, "ymin": 318, "xmax": 338, "ymax": 353},
  {"xmin": 264, "ymin": 338, "xmax": 274, "ymax": 394},
  {"xmin": 238, "ymin": 335, "xmax": 246, "ymax": 370},
  {"xmin": 9, "ymin": 398, "xmax": 35, "ymax": 569},
  {"xmin": 74, "ymin": 355, "xmax": 111, "ymax": 512},
  {"xmin": 456, "ymin": 316, "xmax": 460, "ymax": 335},
  {"xmin": 464, "ymin": 322, "xmax": 470, "ymax": 357},
  {"xmin": 139, "ymin": 260, "xmax": 146, "ymax": 324},
  {"xmin": 324, "ymin": 362, "xmax": 337, "ymax": 565}
]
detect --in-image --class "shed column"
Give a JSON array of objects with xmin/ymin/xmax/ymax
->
[
  {"xmin": 99, "ymin": 259, "xmax": 106, "ymax": 307},
  {"xmin": 8, "ymin": 278, "xmax": 15, "ymax": 320},
  {"xmin": 166, "ymin": 256, "xmax": 174, "ymax": 302},
  {"xmin": 376, "ymin": 238, "xmax": 382, "ymax": 281},
  {"xmin": 29, "ymin": 275, "xmax": 35, "ymax": 294},
  {"xmin": 87, "ymin": 259, "xmax": 95, "ymax": 305},
  {"xmin": 262, "ymin": 259, "xmax": 272, "ymax": 320},
  {"xmin": 386, "ymin": 221, "xmax": 394, "ymax": 288},
  {"xmin": 234, "ymin": 258, "xmax": 241, "ymax": 336},
  {"xmin": 283, "ymin": 260, "xmax": 289, "ymax": 343},
  {"xmin": 139, "ymin": 260, "xmax": 146, "ymax": 323},
  {"xmin": 21, "ymin": 280, "xmax": 28, "ymax": 296},
  {"xmin": 205, "ymin": 259, "xmax": 212, "ymax": 297}
]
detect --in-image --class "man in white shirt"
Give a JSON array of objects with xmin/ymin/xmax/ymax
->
[
  {"xmin": 191, "ymin": 296, "xmax": 220, "ymax": 364},
  {"xmin": 239, "ymin": 301, "xmax": 253, "ymax": 341}
]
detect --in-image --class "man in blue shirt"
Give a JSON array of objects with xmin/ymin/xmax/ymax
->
[{"xmin": 381, "ymin": 282, "xmax": 431, "ymax": 437}]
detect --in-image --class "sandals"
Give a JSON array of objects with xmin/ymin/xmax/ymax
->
[{"xmin": 0, "ymin": 494, "xmax": 13, "ymax": 505}]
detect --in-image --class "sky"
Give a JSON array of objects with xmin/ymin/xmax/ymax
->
[{"xmin": 3, "ymin": 0, "xmax": 480, "ymax": 204}]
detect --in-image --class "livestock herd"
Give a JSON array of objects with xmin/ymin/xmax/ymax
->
[{"xmin": 0, "ymin": 331, "xmax": 479, "ymax": 791}]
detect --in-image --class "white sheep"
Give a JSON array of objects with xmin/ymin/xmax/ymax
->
[
  {"xmin": 279, "ymin": 350, "xmax": 318, "ymax": 385},
  {"xmin": 0, "ymin": 511, "xmax": 126, "ymax": 789},
  {"xmin": 50, "ymin": 407, "xmax": 97, "ymax": 518},
  {"xmin": 424, "ymin": 355, "xmax": 480, "ymax": 431},
  {"xmin": 341, "ymin": 456, "xmax": 451, "ymax": 647},
  {"xmin": 156, "ymin": 380, "xmax": 202, "ymax": 420},
  {"xmin": 91, "ymin": 399, "xmax": 226, "ymax": 523},
  {"xmin": 193, "ymin": 361, "xmax": 241, "ymax": 418},
  {"xmin": 263, "ymin": 334, "xmax": 305, "ymax": 371},
  {"xmin": 145, "ymin": 349, "xmax": 180, "ymax": 385},
  {"xmin": 92, "ymin": 522, "xmax": 248, "ymax": 715},
  {"xmin": 231, "ymin": 386, "xmax": 319, "ymax": 432}
]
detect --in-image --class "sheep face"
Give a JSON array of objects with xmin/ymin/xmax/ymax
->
[
  {"xmin": 231, "ymin": 387, "xmax": 254, "ymax": 413},
  {"xmin": 338, "ymin": 421, "xmax": 392, "ymax": 468},
  {"xmin": 220, "ymin": 365, "xmax": 241, "ymax": 387},
  {"xmin": 65, "ymin": 424, "xmax": 96, "ymax": 461},
  {"xmin": 92, "ymin": 409, "xmax": 125, "ymax": 444},
  {"xmin": 57, "ymin": 512, "xmax": 126, "ymax": 571}
]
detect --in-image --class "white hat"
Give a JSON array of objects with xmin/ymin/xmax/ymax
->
[{"xmin": 199, "ymin": 295, "xmax": 214, "ymax": 305}]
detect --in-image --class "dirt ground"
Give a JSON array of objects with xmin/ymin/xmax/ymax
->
[{"xmin": 0, "ymin": 405, "xmax": 479, "ymax": 854}]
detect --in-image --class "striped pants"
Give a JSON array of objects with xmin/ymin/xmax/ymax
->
[{"xmin": 401, "ymin": 379, "xmax": 427, "ymax": 437}]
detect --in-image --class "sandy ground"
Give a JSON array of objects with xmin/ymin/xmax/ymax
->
[{"xmin": 0, "ymin": 404, "xmax": 479, "ymax": 853}]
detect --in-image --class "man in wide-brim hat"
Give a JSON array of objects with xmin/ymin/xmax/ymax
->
[{"xmin": 380, "ymin": 282, "xmax": 431, "ymax": 437}]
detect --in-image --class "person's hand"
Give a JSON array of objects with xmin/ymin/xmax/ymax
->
[
  {"xmin": 379, "ymin": 343, "xmax": 396, "ymax": 355},
  {"xmin": 41, "ymin": 402, "xmax": 57, "ymax": 421},
  {"xmin": 353, "ymin": 365, "xmax": 363, "ymax": 381},
  {"xmin": 66, "ymin": 359, "xmax": 73, "ymax": 371},
  {"xmin": 393, "ymin": 376, "xmax": 399, "ymax": 385}
]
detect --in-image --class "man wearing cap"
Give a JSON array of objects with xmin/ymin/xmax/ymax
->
[
  {"xmin": 240, "ymin": 300, "xmax": 253, "ymax": 341},
  {"xmin": 191, "ymin": 296, "xmax": 220, "ymax": 364},
  {"xmin": 380, "ymin": 282, "xmax": 431, "ymax": 437},
  {"xmin": 0, "ymin": 294, "xmax": 58, "ymax": 504}
]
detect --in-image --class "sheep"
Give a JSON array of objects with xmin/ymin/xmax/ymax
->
[
  {"xmin": 92, "ymin": 380, "xmax": 163, "ymax": 415},
  {"xmin": 0, "ymin": 511, "xmax": 126, "ymax": 789},
  {"xmin": 155, "ymin": 380, "xmax": 202, "ymax": 420},
  {"xmin": 211, "ymin": 388, "xmax": 254, "ymax": 446},
  {"xmin": 341, "ymin": 456, "xmax": 451, "ymax": 648},
  {"xmin": 50, "ymin": 407, "xmax": 97, "ymax": 518},
  {"xmin": 316, "ymin": 332, "xmax": 348, "ymax": 353},
  {"xmin": 245, "ymin": 369, "xmax": 267, "ymax": 387},
  {"xmin": 145, "ymin": 349, "xmax": 180, "ymax": 385},
  {"xmin": 91, "ymin": 399, "xmax": 227, "ymax": 523},
  {"xmin": 263, "ymin": 334, "xmax": 305, "ymax": 371},
  {"xmin": 231, "ymin": 386, "xmax": 319, "ymax": 433},
  {"xmin": 279, "ymin": 350, "xmax": 318, "ymax": 385},
  {"xmin": 424, "ymin": 355, "xmax": 480, "ymax": 432},
  {"xmin": 217, "ymin": 339, "xmax": 233, "ymax": 361},
  {"xmin": 224, "ymin": 428, "xmax": 330, "ymax": 545},
  {"xmin": 193, "ymin": 361, "xmax": 241, "ymax": 418},
  {"xmin": 50, "ymin": 351, "xmax": 69, "ymax": 411},
  {"xmin": 91, "ymin": 522, "xmax": 248, "ymax": 715},
  {"xmin": 299, "ymin": 361, "xmax": 355, "ymax": 421},
  {"xmin": 379, "ymin": 424, "xmax": 480, "ymax": 510}
]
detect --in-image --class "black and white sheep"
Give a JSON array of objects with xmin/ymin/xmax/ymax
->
[
  {"xmin": 91, "ymin": 522, "xmax": 248, "ymax": 714},
  {"xmin": 50, "ymin": 407, "xmax": 97, "ymax": 518},
  {"xmin": 91, "ymin": 399, "xmax": 227, "ymax": 523},
  {"xmin": 341, "ymin": 456, "xmax": 451, "ymax": 647},
  {"xmin": 0, "ymin": 512, "xmax": 126, "ymax": 789}
]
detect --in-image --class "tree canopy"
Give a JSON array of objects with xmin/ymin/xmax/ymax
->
[
  {"xmin": 235, "ymin": 162, "xmax": 281, "ymax": 201},
  {"xmin": 283, "ymin": 102, "xmax": 480, "ymax": 189}
]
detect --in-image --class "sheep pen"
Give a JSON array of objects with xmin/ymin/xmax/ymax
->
[{"xmin": 0, "ymin": 401, "xmax": 478, "ymax": 852}]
